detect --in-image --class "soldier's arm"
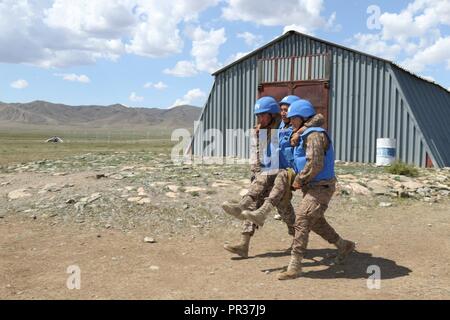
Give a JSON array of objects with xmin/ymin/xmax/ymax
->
[
  {"xmin": 294, "ymin": 132, "xmax": 328, "ymax": 187},
  {"xmin": 291, "ymin": 114, "xmax": 324, "ymax": 148},
  {"xmin": 304, "ymin": 113, "xmax": 325, "ymax": 128},
  {"xmin": 249, "ymin": 127, "xmax": 261, "ymax": 177}
]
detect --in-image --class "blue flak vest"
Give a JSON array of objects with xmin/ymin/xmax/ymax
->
[
  {"xmin": 259, "ymin": 128, "xmax": 277, "ymax": 171},
  {"xmin": 293, "ymin": 127, "xmax": 335, "ymax": 182},
  {"xmin": 278, "ymin": 122, "xmax": 294, "ymax": 169}
]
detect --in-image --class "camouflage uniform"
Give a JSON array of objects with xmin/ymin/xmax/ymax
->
[
  {"xmin": 240, "ymin": 114, "xmax": 326, "ymax": 237},
  {"xmin": 291, "ymin": 129, "xmax": 340, "ymax": 255},
  {"xmin": 277, "ymin": 114, "xmax": 355, "ymax": 280},
  {"xmin": 241, "ymin": 170, "xmax": 295, "ymax": 236},
  {"xmin": 242, "ymin": 119, "xmax": 295, "ymax": 236}
]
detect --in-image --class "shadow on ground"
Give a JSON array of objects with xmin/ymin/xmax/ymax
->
[{"xmin": 254, "ymin": 248, "xmax": 412, "ymax": 280}]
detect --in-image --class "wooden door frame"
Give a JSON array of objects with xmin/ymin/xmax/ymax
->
[{"xmin": 257, "ymin": 80, "xmax": 330, "ymax": 129}]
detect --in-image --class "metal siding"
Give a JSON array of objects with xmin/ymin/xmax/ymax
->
[
  {"xmin": 345, "ymin": 51, "xmax": 352, "ymax": 161},
  {"xmin": 368, "ymin": 58, "xmax": 375, "ymax": 163},
  {"xmin": 358, "ymin": 54, "xmax": 365, "ymax": 162},
  {"xmin": 334, "ymin": 48, "xmax": 343, "ymax": 159},
  {"xmin": 391, "ymin": 66, "xmax": 450, "ymax": 167},
  {"xmin": 259, "ymin": 55, "xmax": 328, "ymax": 82},
  {"xmin": 354, "ymin": 54, "xmax": 360, "ymax": 162},
  {"xmin": 192, "ymin": 32, "xmax": 445, "ymax": 167}
]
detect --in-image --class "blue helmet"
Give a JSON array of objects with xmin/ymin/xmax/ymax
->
[
  {"xmin": 279, "ymin": 95, "xmax": 300, "ymax": 106},
  {"xmin": 287, "ymin": 99, "xmax": 316, "ymax": 119},
  {"xmin": 254, "ymin": 96, "xmax": 280, "ymax": 115}
]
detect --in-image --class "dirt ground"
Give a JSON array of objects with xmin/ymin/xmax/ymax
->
[{"xmin": 1, "ymin": 198, "xmax": 449, "ymax": 300}]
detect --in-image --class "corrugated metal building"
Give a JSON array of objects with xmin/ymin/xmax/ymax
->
[{"xmin": 190, "ymin": 31, "xmax": 450, "ymax": 168}]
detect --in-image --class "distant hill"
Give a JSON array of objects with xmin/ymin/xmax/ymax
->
[{"xmin": 0, "ymin": 101, "xmax": 202, "ymax": 131}]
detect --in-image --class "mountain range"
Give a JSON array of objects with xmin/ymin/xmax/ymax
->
[{"xmin": 0, "ymin": 101, "xmax": 202, "ymax": 130}]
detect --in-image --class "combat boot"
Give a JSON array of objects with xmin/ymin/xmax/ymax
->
[
  {"xmin": 241, "ymin": 200, "xmax": 274, "ymax": 227},
  {"xmin": 277, "ymin": 253, "xmax": 303, "ymax": 280},
  {"xmin": 223, "ymin": 234, "xmax": 251, "ymax": 258},
  {"xmin": 221, "ymin": 195, "xmax": 253, "ymax": 220},
  {"xmin": 334, "ymin": 238, "xmax": 355, "ymax": 264}
]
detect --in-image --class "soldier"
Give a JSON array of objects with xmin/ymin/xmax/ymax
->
[
  {"xmin": 275, "ymin": 99, "xmax": 355, "ymax": 280},
  {"xmin": 273, "ymin": 96, "xmax": 299, "ymax": 221},
  {"xmin": 222, "ymin": 95, "xmax": 324, "ymax": 259},
  {"xmin": 242, "ymin": 99, "xmax": 355, "ymax": 278},
  {"xmin": 221, "ymin": 96, "xmax": 294, "ymax": 258},
  {"xmin": 241, "ymin": 100, "xmax": 326, "ymax": 228},
  {"xmin": 238, "ymin": 95, "xmax": 301, "ymax": 227}
]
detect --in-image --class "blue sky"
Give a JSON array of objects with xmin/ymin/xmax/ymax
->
[{"xmin": 0, "ymin": 0, "xmax": 449, "ymax": 108}]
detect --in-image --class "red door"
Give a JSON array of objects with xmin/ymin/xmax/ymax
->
[
  {"xmin": 258, "ymin": 80, "xmax": 330, "ymax": 130},
  {"xmin": 425, "ymin": 153, "xmax": 434, "ymax": 168}
]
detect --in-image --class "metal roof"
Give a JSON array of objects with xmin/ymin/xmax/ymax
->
[
  {"xmin": 392, "ymin": 65, "xmax": 450, "ymax": 167},
  {"xmin": 214, "ymin": 30, "xmax": 450, "ymax": 94},
  {"xmin": 213, "ymin": 30, "xmax": 393, "ymax": 75}
]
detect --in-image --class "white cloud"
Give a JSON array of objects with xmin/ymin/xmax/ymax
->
[
  {"xmin": 0, "ymin": 0, "xmax": 220, "ymax": 68},
  {"xmin": 171, "ymin": 88, "xmax": 206, "ymax": 108},
  {"xmin": 54, "ymin": 73, "xmax": 91, "ymax": 83},
  {"xmin": 165, "ymin": 26, "xmax": 227, "ymax": 77},
  {"xmin": 350, "ymin": 0, "xmax": 450, "ymax": 73},
  {"xmin": 190, "ymin": 27, "xmax": 227, "ymax": 73},
  {"xmin": 237, "ymin": 32, "xmax": 263, "ymax": 47},
  {"xmin": 325, "ymin": 12, "xmax": 342, "ymax": 32},
  {"xmin": 144, "ymin": 81, "xmax": 168, "ymax": 90},
  {"xmin": 401, "ymin": 36, "xmax": 450, "ymax": 72},
  {"xmin": 351, "ymin": 33, "xmax": 402, "ymax": 61},
  {"xmin": 379, "ymin": 0, "xmax": 450, "ymax": 42},
  {"xmin": 44, "ymin": 0, "xmax": 135, "ymax": 38},
  {"xmin": 164, "ymin": 60, "xmax": 198, "ymax": 77},
  {"xmin": 0, "ymin": 0, "xmax": 128, "ymax": 68},
  {"xmin": 124, "ymin": 4, "xmax": 184, "ymax": 58},
  {"xmin": 129, "ymin": 92, "xmax": 144, "ymax": 102},
  {"xmin": 225, "ymin": 51, "xmax": 251, "ymax": 65},
  {"xmin": 283, "ymin": 24, "xmax": 314, "ymax": 36},
  {"xmin": 222, "ymin": 0, "xmax": 334, "ymax": 33},
  {"xmin": 154, "ymin": 81, "xmax": 168, "ymax": 90},
  {"xmin": 10, "ymin": 79, "xmax": 29, "ymax": 89},
  {"xmin": 379, "ymin": 11, "xmax": 420, "ymax": 43}
]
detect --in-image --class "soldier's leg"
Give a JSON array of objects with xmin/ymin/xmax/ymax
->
[
  {"xmin": 277, "ymin": 195, "xmax": 313, "ymax": 280},
  {"xmin": 246, "ymin": 173, "xmax": 276, "ymax": 199},
  {"xmin": 306, "ymin": 185, "xmax": 339, "ymax": 244},
  {"xmin": 311, "ymin": 214, "xmax": 355, "ymax": 264},
  {"xmin": 306, "ymin": 185, "xmax": 355, "ymax": 264},
  {"xmin": 241, "ymin": 170, "xmax": 289, "ymax": 226},
  {"xmin": 310, "ymin": 216, "xmax": 339, "ymax": 244},
  {"xmin": 291, "ymin": 194, "xmax": 317, "ymax": 256},
  {"xmin": 224, "ymin": 220, "xmax": 255, "ymax": 258},
  {"xmin": 266, "ymin": 169, "xmax": 289, "ymax": 206},
  {"xmin": 223, "ymin": 186, "xmax": 267, "ymax": 258},
  {"xmin": 221, "ymin": 174, "xmax": 270, "ymax": 219},
  {"xmin": 277, "ymin": 201, "xmax": 296, "ymax": 237},
  {"xmin": 273, "ymin": 179, "xmax": 296, "ymax": 236}
]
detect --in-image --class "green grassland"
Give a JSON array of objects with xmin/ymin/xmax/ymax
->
[{"xmin": 0, "ymin": 128, "xmax": 177, "ymax": 166}]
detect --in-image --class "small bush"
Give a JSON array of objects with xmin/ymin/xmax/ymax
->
[{"xmin": 385, "ymin": 161, "xmax": 419, "ymax": 177}]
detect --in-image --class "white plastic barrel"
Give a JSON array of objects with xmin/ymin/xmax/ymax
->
[{"xmin": 376, "ymin": 138, "xmax": 396, "ymax": 166}]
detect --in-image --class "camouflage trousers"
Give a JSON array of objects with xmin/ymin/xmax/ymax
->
[
  {"xmin": 241, "ymin": 169, "xmax": 296, "ymax": 236},
  {"xmin": 292, "ymin": 183, "xmax": 340, "ymax": 256}
]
